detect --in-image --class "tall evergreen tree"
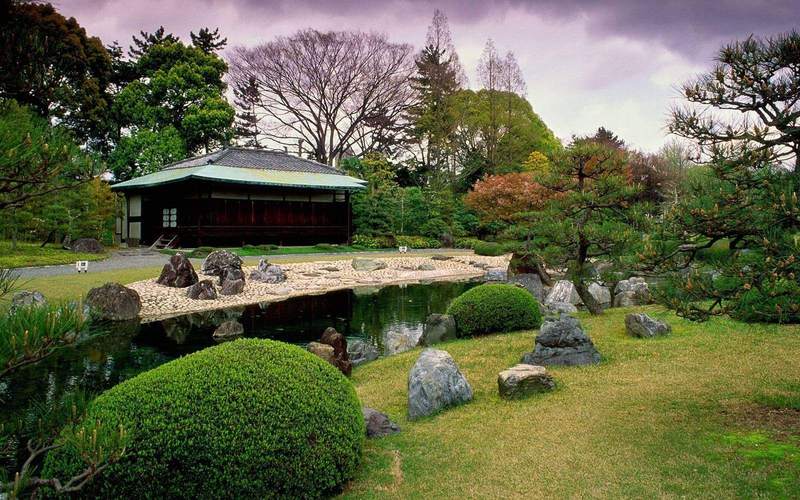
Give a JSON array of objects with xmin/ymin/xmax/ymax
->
[
  {"xmin": 129, "ymin": 26, "xmax": 179, "ymax": 58},
  {"xmin": 233, "ymin": 76, "xmax": 262, "ymax": 147},
  {"xmin": 191, "ymin": 27, "xmax": 227, "ymax": 54}
]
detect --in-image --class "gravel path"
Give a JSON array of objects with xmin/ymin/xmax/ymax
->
[{"xmin": 12, "ymin": 248, "xmax": 475, "ymax": 279}]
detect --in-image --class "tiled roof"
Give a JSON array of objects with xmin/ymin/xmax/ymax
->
[{"xmin": 162, "ymin": 147, "xmax": 344, "ymax": 175}]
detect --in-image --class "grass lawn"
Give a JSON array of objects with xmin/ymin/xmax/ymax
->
[
  {"xmin": 347, "ymin": 306, "xmax": 800, "ymax": 498},
  {"xmin": 0, "ymin": 241, "xmax": 108, "ymax": 268}
]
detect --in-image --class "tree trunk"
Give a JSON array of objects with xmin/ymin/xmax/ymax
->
[
  {"xmin": 535, "ymin": 261, "xmax": 554, "ymax": 287},
  {"xmin": 574, "ymin": 279, "xmax": 603, "ymax": 315}
]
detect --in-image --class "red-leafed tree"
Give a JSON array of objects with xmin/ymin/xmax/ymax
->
[{"xmin": 464, "ymin": 172, "xmax": 552, "ymax": 224}]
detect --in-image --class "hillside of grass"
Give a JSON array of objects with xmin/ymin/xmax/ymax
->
[
  {"xmin": 0, "ymin": 241, "xmax": 108, "ymax": 268},
  {"xmin": 347, "ymin": 306, "xmax": 800, "ymax": 498}
]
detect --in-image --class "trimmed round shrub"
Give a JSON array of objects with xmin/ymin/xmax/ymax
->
[
  {"xmin": 472, "ymin": 241, "xmax": 507, "ymax": 256},
  {"xmin": 446, "ymin": 284, "xmax": 542, "ymax": 336},
  {"xmin": 43, "ymin": 339, "xmax": 364, "ymax": 498}
]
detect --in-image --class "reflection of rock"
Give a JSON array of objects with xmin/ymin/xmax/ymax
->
[
  {"xmin": 161, "ymin": 308, "xmax": 243, "ymax": 344},
  {"xmin": 408, "ymin": 349, "xmax": 473, "ymax": 419},
  {"xmin": 418, "ymin": 314, "xmax": 457, "ymax": 346},
  {"xmin": 353, "ymin": 286, "xmax": 382, "ymax": 297},
  {"xmin": 347, "ymin": 339, "xmax": 380, "ymax": 366},
  {"xmin": 362, "ymin": 407, "xmax": 400, "ymax": 438},
  {"xmin": 383, "ymin": 326, "xmax": 423, "ymax": 355},
  {"xmin": 352, "ymin": 258, "xmax": 387, "ymax": 272},
  {"xmin": 186, "ymin": 280, "xmax": 217, "ymax": 300},
  {"xmin": 213, "ymin": 320, "xmax": 244, "ymax": 341},
  {"xmin": 156, "ymin": 253, "xmax": 198, "ymax": 288},
  {"xmin": 85, "ymin": 283, "xmax": 141, "ymax": 321},
  {"xmin": 10, "ymin": 290, "xmax": 46, "ymax": 312}
]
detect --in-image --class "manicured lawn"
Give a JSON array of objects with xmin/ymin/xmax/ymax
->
[
  {"xmin": 347, "ymin": 306, "xmax": 800, "ymax": 498},
  {"xmin": 14, "ymin": 267, "xmax": 163, "ymax": 303},
  {"xmin": 0, "ymin": 240, "xmax": 108, "ymax": 268}
]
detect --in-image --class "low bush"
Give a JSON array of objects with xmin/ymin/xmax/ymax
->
[
  {"xmin": 453, "ymin": 237, "xmax": 483, "ymax": 250},
  {"xmin": 446, "ymin": 284, "xmax": 542, "ymax": 336},
  {"xmin": 313, "ymin": 243, "xmax": 340, "ymax": 252},
  {"xmin": 352, "ymin": 234, "xmax": 394, "ymax": 249},
  {"xmin": 188, "ymin": 246, "xmax": 215, "ymax": 258},
  {"xmin": 395, "ymin": 235, "xmax": 440, "ymax": 249},
  {"xmin": 42, "ymin": 339, "xmax": 364, "ymax": 498},
  {"xmin": 472, "ymin": 241, "xmax": 507, "ymax": 256}
]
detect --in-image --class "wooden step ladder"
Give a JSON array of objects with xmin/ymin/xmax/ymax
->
[{"xmin": 149, "ymin": 234, "xmax": 178, "ymax": 251}]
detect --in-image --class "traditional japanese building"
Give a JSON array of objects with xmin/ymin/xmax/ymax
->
[{"xmin": 112, "ymin": 147, "xmax": 366, "ymax": 247}]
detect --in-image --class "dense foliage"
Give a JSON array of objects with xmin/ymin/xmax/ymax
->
[
  {"xmin": 447, "ymin": 283, "xmax": 542, "ymax": 336},
  {"xmin": 43, "ymin": 339, "xmax": 364, "ymax": 498}
]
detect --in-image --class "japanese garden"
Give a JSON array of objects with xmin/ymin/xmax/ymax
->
[{"xmin": 0, "ymin": 1, "xmax": 799, "ymax": 498}]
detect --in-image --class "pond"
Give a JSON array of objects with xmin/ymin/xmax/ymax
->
[{"xmin": 0, "ymin": 279, "xmax": 480, "ymax": 473}]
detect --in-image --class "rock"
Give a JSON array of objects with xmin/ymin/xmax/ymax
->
[
  {"xmin": 545, "ymin": 280, "xmax": 581, "ymax": 305},
  {"xmin": 85, "ymin": 283, "xmax": 141, "ymax": 321},
  {"xmin": 408, "ymin": 349, "xmax": 473, "ymax": 419},
  {"xmin": 431, "ymin": 254, "xmax": 452, "ymax": 261},
  {"xmin": 186, "ymin": 279, "xmax": 217, "ymax": 300},
  {"xmin": 212, "ymin": 320, "xmax": 244, "ymax": 341},
  {"xmin": 384, "ymin": 327, "xmax": 422, "ymax": 355},
  {"xmin": 308, "ymin": 342, "xmax": 336, "ymax": 365},
  {"xmin": 484, "ymin": 268, "xmax": 507, "ymax": 281},
  {"xmin": 544, "ymin": 302, "xmax": 578, "ymax": 315},
  {"xmin": 347, "ymin": 339, "xmax": 380, "ymax": 366},
  {"xmin": 319, "ymin": 327, "xmax": 352, "ymax": 376},
  {"xmin": 320, "ymin": 266, "xmax": 341, "ymax": 272},
  {"xmin": 201, "ymin": 250, "xmax": 243, "ymax": 276},
  {"xmin": 498, "ymin": 364, "xmax": 556, "ymax": 399},
  {"xmin": 588, "ymin": 282, "xmax": 612, "ymax": 306},
  {"xmin": 249, "ymin": 259, "xmax": 286, "ymax": 284},
  {"xmin": 352, "ymin": 258, "xmax": 387, "ymax": 272},
  {"xmin": 508, "ymin": 273, "xmax": 546, "ymax": 302},
  {"xmin": 71, "ymin": 237, "xmax": 103, "ymax": 254},
  {"xmin": 418, "ymin": 314, "xmax": 457, "ymax": 346},
  {"xmin": 362, "ymin": 407, "xmax": 400, "ymax": 438},
  {"xmin": 417, "ymin": 263, "xmax": 436, "ymax": 271},
  {"xmin": 10, "ymin": 290, "xmax": 46, "ymax": 312},
  {"xmin": 220, "ymin": 277, "xmax": 245, "ymax": 296},
  {"xmin": 613, "ymin": 277, "xmax": 651, "ymax": 307},
  {"xmin": 521, "ymin": 313, "xmax": 601, "ymax": 366},
  {"xmin": 625, "ymin": 313, "xmax": 671, "ymax": 338},
  {"xmin": 156, "ymin": 253, "xmax": 198, "ymax": 288}
]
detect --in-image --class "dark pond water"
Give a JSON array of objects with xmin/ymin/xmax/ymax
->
[{"xmin": 0, "ymin": 280, "xmax": 479, "ymax": 473}]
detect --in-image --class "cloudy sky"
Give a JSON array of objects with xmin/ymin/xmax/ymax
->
[{"xmin": 59, "ymin": 0, "xmax": 800, "ymax": 151}]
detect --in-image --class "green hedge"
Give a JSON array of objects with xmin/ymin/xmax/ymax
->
[
  {"xmin": 43, "ymin": 339, "xmax": 364, "ymax": 498},
  {"xmin": 453, "ymin": 237, "xmax": 483, "ymax": 249},
  {"xmin": 395, "ymin": 235, "xmax": 440, "ymax": 249},
  {"xmin": 472, "ymin": 241, "xmax": 507, "ymax": 256},
  {"xmin": 446, "ymin": 284, "xmax": 542, "ymax": 336},
  {"xmin": 352, "ymin": 234, "xmax": 394, "ymax": 249}
]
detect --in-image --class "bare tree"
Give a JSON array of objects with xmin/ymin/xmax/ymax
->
[
  {"xmin": 426, "ymin": 9, "xmax": 467, "ymax": 87},
  {"xmin": 477, "ymin": 39, "xmax": 503, "ymax": 166},
  {"xmin": 500, "ymin": 51, "xmax": 526, "ymax": 124},
  {"xmin": 227, "ymin": 30, "xmax": 416, "ymax": 165}
]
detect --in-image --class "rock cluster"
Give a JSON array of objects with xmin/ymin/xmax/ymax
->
[
  {"xmin": 418, "ymin": 313, "xmax": 457, "ymax": 346},
  {"xmin": 347, "ymin": 339, "xmax": 380, "ymax": 366},
  {"xmin": 625, "ymin": 313, "xmax": 671, "ymax": 338},
  {"xmin": 362, "ymin": 407, "xmax": 400, "ymax": 438},
  {"xmin": 498, "ymin": 364, "xmax": 555, "ymax": 399},
  {"xmin": 10, "ymin": 290, "xmax": 46, "ymax": 312},
  {"xmin": 186, "ymin": 279, "xmax": 217, "ymax": 300},
  {"xmin": 522, "ymin": 313, "xmax": 601, "ymax": 366},
  {"xmin": 156, "ymin": 253, "xmax": 198, "ymax": 288},
  {"xmin": 249, "ymin": 259, "xmax": 286, "ymax": 284},
  {"xmin": 408, "ymin": 349, "xmax": 473, "ymax": 419},
  {"xmin": 613, "ymin": 277, "xmax": 651, "ymax": 307},
  {"xmin": 545, "ymin": 280, "xmax": 610, "ymax": 308},
  {"xmin": 85, "ymin": 282, "xmax": 141, "ymax": 321}
]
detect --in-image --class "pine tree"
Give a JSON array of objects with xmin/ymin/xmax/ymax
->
[
  {"xmin": 191, "ymin": 27, "xmax": 228, "ymax": 54},
  {"xmin": 233, "ymin": 76, "xmax": 262, "ymax": 147},
  {"xmin": 129, "ymin": 26, "xmax": 179, "ymax": 58}
]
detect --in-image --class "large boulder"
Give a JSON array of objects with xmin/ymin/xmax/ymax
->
[
  {"xmin": 362, "ymin": 407, "xmax": 400, "ymax": 438},
  {"xmin": 521, "ymin": 313, "xmax": 601, "ymax": 366},
  {"xmin": 407, "ymin": 349, "xmax": 473, "ymax": 419},
  {"xmin": 588, "ymin": 282, "xmax": 612, "ymax": 307},
  {"xmin": 249, "ymin": 259, "xmax": 286, "ymax": 284},
  {"xmin": 347, "ymin": 339, "xmax": 380, "ymax": 366},
  {"xmin": 625, "ymin": 313, "xmax": 671, "ymax": 338},
  {"xmin": 508, "ymin": 273, "xmax": 546, "ymax": 302},
  {"xmin": 307, "ymin": 342, "xmax": 336, "ymax": 365},
  {"xmin": 201, "ymin": 250, "xmax": 243, "ymax": 276},
  {"xmin": 498, "ymin": 364, "xmax": 556, "ymax": 399},
  {"xmin": 352, "ymin": 258, "xmax": 387, "ymax": 272},
  {"xmin": 219, "ymin": 267, "xmax": 245, "ymax": 296},
  {"xmin": 186, "ymin": 279, "xmax": 217, "ymax": 300},
  {"xmin": 212, "ymin": 320, "xmax": 244, "ymax": 341},
  {"xmin": 613, "ymin": 277, "xmax": 651, "ymax": 307},
  {"xmin": 156, "ymin": 253, "xmax": 198, "ymax": 288},
  {"xmin": 319, "ymin": 327, "xmax": 352, "ymax": 376},
  {"xmin": 543, "ymin": 302, "xmax": 578, "ymax": 315},
  {"xmin": 10, "ymin": 290, "xmax": 46, "ymax": 312},
  {"xmin": 545, "ymin": 280, "xmax": 581, "ymax": 306},
  {"xmin": 418, "ymin": 313, "xmax": 457, "ymax": 346},
  {"xmin": 383, "ymin": 327, "xmax": 422, "ymax": 355},
  {"xmin": 85, "ymin": 283, "xmax": 141, "ymax": 321},
  {"xmin": 71, "ymin": 237, "xmax": 104, "ymax": 254}
]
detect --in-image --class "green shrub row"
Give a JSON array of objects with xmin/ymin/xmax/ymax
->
[
  {"xmin": 446, "ymin": 283, "xmax": 542, "ymax": 336},
  {"xmin": 42, "ymin": 339, "xmax": 364, "ymax": 498},
  {"xmin": 395, "ymin": 235, "xmax": 440, "ymax": 249},
  {"xmin": 472, "ymin": 241, "xmax": 508, "ymax": 256},
  {"xmin": 351, "ymin": 234, "xmax": 394, "ymax": 249}
]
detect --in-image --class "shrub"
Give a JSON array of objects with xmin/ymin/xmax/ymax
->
[
  {"xmin": 453, "ymin": 237, "xmax": 482, "ymax": 250},
  {"xmin": 352, "ymin": 234, "xmax": 393, "ymax": 249},
  {"xmin": 395, "ymin": 235, "xmax": 439, "ymax": 249},
  {"xmin": 472, "ymin": 241, "xmax": 507, "ymax": 256},
  {"xmin": 188, "ymin": 246, "xmax": 215, "ymax": 258},
  {"xmin": 447, "ymin": 284, "xmax": 542, "ymax": 336},
  {"xmin": 42, "ymin": 339, "xmax": 364, "ymax": 498},
  {"xmin": 314, "ymin": 243, "xmax": 340, "ymax": 252}
]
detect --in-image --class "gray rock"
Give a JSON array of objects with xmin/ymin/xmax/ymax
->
[
  {"xmin": 71, "ymin": 237, "xmax": 103, "ymax": 254},
  {"xmin": 186, "ymin": 279, "xmax": 217, "ymax": 300},
  {"xmin": 521, "ymin": 313, "xmax": 601, "ymax": 366},
  {"xmin": 430, "ymin": 254, "xmax": 452, "ymax": 261},
  {"xmin": 613, "ymin": 277, "xmax": 651, "ymax": 307},
  {"xmin": 625, "ymin": 313, "xmax": 671, "ymax": 338},
  {"xmin": 498, "ymin": 364, "xmax": 556, "ymax": 399},
  {"xmin": 384, "ymin": 327, "xmax": 422, "ymax": 355},
  {"xmin": 156, "ymin": 253, "xmax": 198, "ymax": 288},
  {"xmin": 545, "ymin": 280, "xmax": 581, "ymax": 305},
  {"xmin": 362, "ymin": 407, "xmax": 400, "ymax": 438},
  {"xmin": 308, "ymin": 342, "xmax": 336, "ymax": 365},
  {"xmin": 85, "ymin": 282, "xmax": 141, "ymax": 321},
  {"xmin": 419, "ymin": 314, "xmax": 457, "ymax": 346},
  {"xmin": 201, "ymin": 250, "xmax": 243, "ymax": 276},
  {"xmin": 544, "ymin": 302, "xmax": 578, "ymax": 315},
  {"xmin": 212, "ymin": 320, "xmax": 244, "ymax": 341},
  {"xmin": 10, "ymin": 290, "xmax": 46, "ymax": 312},
  {"xmin": 408, "ymin": 348, "xmax": 473, "ymax": 419},
  {"xmin": 220, "ymin": 277, "xmax": 245, "ymax": 295},
  {"xmin": 352, "ymin": 258, "xmax": 387, "ymax": 272},
  {"xmin": 588, "ymin": 282, "xmax": 612, "ymax": 306},
  {"xmin": 320, "ymin": 266, "xmax": 341, "ymax": 272},
  {"xmin": 508, "ymin": 273, "xmax": 546, "ymax": 302},
  {"xmin": 417, "ymin": 263, "xmax": 436, "ymax": 271},
  {"xmin": 347, "ymin": 339, "xmax": 380, "ymax": 366},
  {"xmin": 484, "ymin": 268, "xmax": 507, "ymax": 281},
  {"xmin": 249, "ymin": 259, "xmax": 286, "ymax": 284}
]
